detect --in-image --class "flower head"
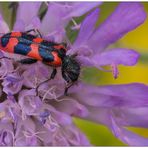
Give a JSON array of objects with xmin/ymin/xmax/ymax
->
[
  {"xmin": 0, "ymin": 2, "xmax": 147, "ymax": 146},
  {"xmin": 70, "ymin": 2, "xmax": 146, "ymax": 78}
]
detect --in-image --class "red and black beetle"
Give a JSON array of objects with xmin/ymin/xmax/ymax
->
[{"xmin": 0, "ymin": 29, "xmax": 80, "ymax": 95}]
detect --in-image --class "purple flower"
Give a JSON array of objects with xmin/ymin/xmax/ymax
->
[
  {"xmin": 0, "ymin": 121, "xmax": 14, "ymax": 146},
  {"xmin": 70, "ymin": 2, "xmax": 146, "ymax": 78},
  {"xmin": 0, "ymin": 2, "xmax": 147, "ymax": 146},
  {"xmin": 2, "ymin": 72, "xmax": 23, "ymax": 95}
]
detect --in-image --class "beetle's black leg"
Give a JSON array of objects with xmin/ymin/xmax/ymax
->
[
  {"xmin": 0, "ymin": 56, "xmax": 11, "ymax": 60},
  {"xmin": 0, "ymin": 57, "xmax": 37, "ymax": 64},
  {"xmin": 25, "ymin": 29, "xmax": 35, "ymax": 34},
  {"xmin": 36, "ymin": 29, "xmax": 42, "ymax": 38},
  {"xmin": 36, "ymin": 68, "xmax": 57, "ymax": 95},
  {"xmin": 49, "ymin": 68, "xmax": 57, "ymax": 79},
  {"xmin": 17, "ymin": 58, "xmax": 37, "ymax": 64},
  {"xmin": 25, "ymin": 29, "xmax": 37, "ymax": 34},
  {"xmin": 64, "ymin": 82, "xmax": 74, "ymax": 96},
  {"xmin": 25, "ymin": 29, "xmax": 42, "ymax": 38},
  {"xmin": 38, "ymin": 68, "xmax": 57, "ymax": 85}
]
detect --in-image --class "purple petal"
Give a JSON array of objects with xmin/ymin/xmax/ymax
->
[
  {"xmin": 41, "ymin": 2, "xmax": 101, "ymax": 41},
  {"xmin": 93, "ymin": 48, "xmax": 140, "ymax": 66},
  {"xmin": 34, "ymin": 107, "xmax": 89, "ymax": 146},
  {"xmin": 88, "ymin": 2, "xmax": 146, "ymax": 52},
  {"xmin": 13, "ymin": 20, "xmax": 25, "ymax": 31},
  {"xmin": 71, "ymin": 82, "xmax": 148, "ymax": 130},
  {"xmin": 40, "ymin": 3, "xmax": 68, "ymax": 42},
  {"xmin": 52, "ymin": 135, "xmax": 69, "ymax": 146},
  {"xmin": 73, "ymin": 8, "xmax": 99, "ymax": 48},
  {"xmin": 36, "ymin": 72, "xmax": 65, "ymax": 99},
  {"xmin": 54, "ymin": 97, "xmax": 89, "ymax": 118},
  {"xmin": 43, "ymin": 104, "xmax": 72, "ymax": 126},
  {"xmin": 0, "ymin": 59, "xmax": 14, "ymax": 77},
  {"xmin": 110, "ymin": 115, "xmax": 148, "ymax": 146},
  {"xmin": 77, "ymin": 48, "xmax": 139, "ymax": 75},
  {"xmin": 73, "ymin": 83, "xmax": 148, "ymax": 108},
  {"xmin": 34, "ymin": 118, "xmax": 53, "ymax": 145},
  {"xmin": 62, "ymin": 124, "xmax": 90, "ymax": 146},
  {"xmin": 14, "ymin": 2, "xmax": 41, "ymax": 31},
  {"xmin": 0, "ymin": 14, "xmax": 9, "ymax": 33},
  {"xmin": 40, "ymin": 3, "xmax": 64, "ymax": 36},
  {"xmin": 22, "ymin": 62, "xmax": 49, "ymax": 88},
  {"xmin": 2, "ymin": 73, "xmax": 23, "ymax": 95},
  {"xmin": 15, "ymin": 118, "xmax": 38, "ymax": 146},
  {"xmin": 52, "ymin": 111, "xmax": 72, "ymax": 126},
  {"xmin": 0, "ymin": 121, "xmax": 14, "ymax": 146},
  {"xmin": 18, "ymin": 89, "xmax": 42, "ymax": 116},
  {"xmin": 25, "ymin": 16, "xmax": 41, "ymax": 31},
  {"xmin": 0, "ymin": 98, "xmax": 21, "ymax": 123},
  {"xmin": 64, "ymin": 2, "xmax": 102, "ymax": 18},
  {"xmin": 112, "ymin": 107, "xmax": 148, "ymax": 128}
]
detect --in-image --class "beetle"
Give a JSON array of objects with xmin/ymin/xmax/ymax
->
[{"xmin": 0, "ymin": 29, "xmax": 80, "ymax": 95}]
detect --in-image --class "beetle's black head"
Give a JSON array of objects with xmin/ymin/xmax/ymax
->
[{"xmin": 62, "ymin": 55, "xmax": 80, "ymax": 83}]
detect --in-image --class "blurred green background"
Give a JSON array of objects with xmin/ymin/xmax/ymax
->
[{"xmin": 1, "ymin": 2, "xmax": 148, "ymax": 146}]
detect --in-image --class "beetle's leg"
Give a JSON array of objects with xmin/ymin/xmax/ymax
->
[
  {"xmin": 25, "ymin": 29, "xmax": 42, "ymax": 38},
  {"xmin": 35, "ymin": 29, "xmax": 42, "ymax": 38},
  {"xmin": 17, "ymin": 58, "xmax": 38, "ymax": 64},
  {"xmin": 0, "ymin": 57, "xmax": 37, "ymax": 64},
  {"xmin": 25, "ymin": 29, "xmax": 36, "ymax": 34},
  {"xmin": 0, "ymin": 57, "xmax": 11, "ymax": 60},
  {"xmin": 49, "ymin": 68, "xmax": 57, "ymax": 79},
  {"xmin": 64, "ymin": 82, "xmax": 74, "ymax": 96},
  {"xmin": 36, "ymin": 68, "xmax": 57, "ymax": 95}
]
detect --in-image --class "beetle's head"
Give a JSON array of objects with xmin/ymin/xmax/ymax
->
[{"xmin": 61, "ymin": 55, "xmax": 80, "ymax": 83}]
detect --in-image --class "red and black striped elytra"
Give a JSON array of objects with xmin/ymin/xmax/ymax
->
[
  {"xmin": 0, "ymin": 31, "xmax": 66, "ymax": 67},
  {"xmin": 0, "ymin": 30, "xmax": 80, "ymax": 95}
]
